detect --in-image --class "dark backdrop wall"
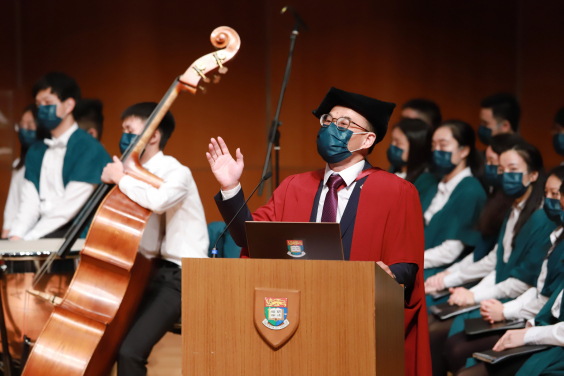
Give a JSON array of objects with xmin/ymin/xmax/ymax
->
[{"xmin": 0, "ymin": 0, "xmax": 563, "ymax": 227}]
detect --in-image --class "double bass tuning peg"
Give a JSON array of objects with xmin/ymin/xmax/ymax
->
[{"xmin": 213, "ymin": 52, "xmax": 229, "ymax": 75}]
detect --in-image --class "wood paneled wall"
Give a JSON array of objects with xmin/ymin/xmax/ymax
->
[{"xmin": 0, "ymin": 0, "xmax": 563, "ymax": 227}]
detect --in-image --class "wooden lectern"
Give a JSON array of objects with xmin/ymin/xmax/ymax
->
[{"xmin": 182, "ymin": 259, "xmax": 405, "ymax": 376}]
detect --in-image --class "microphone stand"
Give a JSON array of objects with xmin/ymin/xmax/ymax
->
[{"xmin": 258, "ymin": 7, "xmax": 308, "ymax": 196}]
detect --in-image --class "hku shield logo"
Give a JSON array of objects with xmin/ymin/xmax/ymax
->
[
  {"xmin": 254, "ymin": 288, "xmax": 300, "ymax": 349},
  {"xmin": 287, "ymin": 240, "xmax": 306, "ymax": 258},
  {"xmin": 263, "ymin": 297, "xmax": 289, "ymax": 330}
]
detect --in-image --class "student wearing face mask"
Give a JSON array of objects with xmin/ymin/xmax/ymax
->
[
  {"xmin": 387, "ymin": 118, "xmax": 438, "ymax": 199},
  {"xmin": 208, "ymin": 87, "xmax": 432, "ymax": 376},
  {"xmin": 551, "ymin": 107, "xmax": 564, "ymax": 164},
  {"xmin": 422, "ymin": 120, "xmax": 487, "ymax": 279},
  {"xmin": 477, "ymin": 93, "xmax": 520, "ymax": 147},
  {"xmin": 2, "ymin": 105, "xmax": 44, "ymax": 238},
  {"xmin": 101, "ymin": 102, "xmax": 208, "ymax": 375},
  {"xmin": 427, "ymin": 143, "xmax": 554, "ymax": 375},
  {"xmin": 8, "ymin": 72, "xmax": 111, "ymax": 241},
  {"xmin": 442, "ymin": 166, "xmax": 564, "ymax": 375}
]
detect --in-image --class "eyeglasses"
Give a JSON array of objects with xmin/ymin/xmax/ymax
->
[{"xmin": 319, "ymin": 114, "xmax": 370, "ymax": 132}]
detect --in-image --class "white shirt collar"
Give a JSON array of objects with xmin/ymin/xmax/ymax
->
[
  {"xmin": 323, "ymin": 159, "xmax": 366, "ymax": 187},
  {"xmin": 395, "ymin": 171, "xmax": 407, "ymax": 180},
  {"xmin": 551, "ymin": 227, "xmax": 563, "ymax": 246},
  {"xmin": 142, "ymin": 150, "xmax": 164, "ymax": 169},
  {"xmin": 438, "ymin": 166, "xmax": 472, "ymax": 194},
  {"xmin": 44, "ymin": 123, "xmax": 78, "ymax": 148}
]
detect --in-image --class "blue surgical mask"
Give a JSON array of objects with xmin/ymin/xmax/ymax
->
[
  {"xmin": 553, "ymin": 134, "xmax": 564, "ymax": 156},
  {"xmin": 37, "ymin": 104, "xmax": 62, "ymax": 130},
  {"xmin": 432, "ymin": 150, "xmax": 457, "ymax": 175},
  {"xmin": 484, "ymin": 164, "xmax": 502, "ymax": 188},
  {"xmin": 501, "ymin": 172, "xmax": 530, "ymax": 198},
  {"xmin": 18, "ymin": 128, "xmax": 36, "ymax": 147},
  {"xmin": 316, "ymin": 123, "xmax": 368, "ymax": 164},
  {"xmin": 387, "ymin": 145, "xmax": 406, "ymax": 168},
  {"xmin": 119, "ymin": 133, "xmax": 138, "ymax": 154},
  {"xmin": 544, "ymin": 197, "xmax": 563, "ymax": 225},
  {"xmin": 478, "ymin": 125, "xmax": 492, "ymax": 146}
]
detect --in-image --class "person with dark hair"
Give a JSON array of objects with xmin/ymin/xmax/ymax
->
[
  {"xmin": 8, "ymin": 72, "xmax": 111, "ymax": 241},
  {"xmin": 441, "ymin": 166, "xmax": 564, "ymax": 375},
  {"xmin": 74, "ymin": 98, "xmax": 104, "ymax": 140},
  {"xmin": 426, "ymin": 142, "xmax": 555, "ymax": 374},
  {"xmin": 100, "ymin": 102, "xmax": 208, "ymax": 375},
  {"xmin": 402, "ymin": 98, "xmax": 442, "ymax": 128},
  {"xmin": 551, "ymin": 107, "xmax": 564, "ymax": 160},
  {"xmin": 387, "ymin": 118, "xmax": 437, "ymax": 198},
  {"xmin": 477, "ymin": 93, "xmax": 521, "ymax": 146},
  {"xmin": 207, "ymin": 87, "xmax": 432, "ymax": 376},
  {"xmin": 422, "ymin": 120, "xmax": 486, "ymax": 279},
  {"xmin": 2, "ymin": 104, "xmax": 38, "ymax": 239}
]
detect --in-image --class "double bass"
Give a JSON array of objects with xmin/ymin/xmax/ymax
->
[{"xmin": 21, "ymin": 26, "xmax": 241, "ymax": 376}]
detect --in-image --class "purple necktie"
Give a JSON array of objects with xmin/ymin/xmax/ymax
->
[{"xmin": 321, "ymin": 174, "xmax": 346, "ymax": 222}]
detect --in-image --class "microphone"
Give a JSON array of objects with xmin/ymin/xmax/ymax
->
[
  {"xmin": 211, "ymin": 172, "xmax": 273, "ymax": 258},
  {"xmin": 281, "ymin": 6, "xmax": 309, "ymax": 33}
]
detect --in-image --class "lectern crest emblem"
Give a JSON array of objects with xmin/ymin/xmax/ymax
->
[
  {"xmin": 287, "ymin": 240, "xmax": 306, "ymax": 257},
  {"xmin": 254, "ymin": 288, "xmax": 300, "ymax": 349}
]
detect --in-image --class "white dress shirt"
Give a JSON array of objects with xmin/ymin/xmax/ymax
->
[
  {"xmin": 119, "ymin": 151, "xmax": 209, "ymax": 266},
  {"xmin": 503, "ymin": 227, "xmax": 563, "ymax": 320},
  {"xmin": 423, "ymin": 167, "xmax": 472, "ymax": 268},
  {"xmin": 9, "ymin": 124, "xmax": 96, "ymax": 240},
  {"xmin": 222, "ymin": 160, "xmax": 366, "ymax": 224},
  {"xmin": 443, "ymin": 200, "xmax": 530, "ymax": 303},
  {"xmin": 395, "ymin": 171, "xmax": 407, "ymax": 180},
  {"xmin": 524, "ymin": 289, "xmax": 564, "ymax": 346},
  {"xmin": 3, "ymin": 159, "xmax": 25, "ymax": 231}
]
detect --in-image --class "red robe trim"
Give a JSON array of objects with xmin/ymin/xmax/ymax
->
[{"xmin": 240, "ymin": 168, "xmax": 432, "ymax": 376}]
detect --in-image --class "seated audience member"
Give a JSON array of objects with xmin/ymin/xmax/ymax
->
[
  {"xmin": 425, "ymin": 134, "xmax": 522, "ymax": 304},
  {"xmin": 2, "ymin": 104, "xmax": 42, "ymax": 238},
  {"xmin": 422, "ymin": 120, "xmax": 486, "ymax": 279},
  {"xmin": 427, "ymin": 142, "xmax": 554, "ymax": 376},
  {"xmin": 457, "ymin": 280, "xmax": 564, "ymax": 376},
  {"xmin": 8, "ymin": 72, "xmax": 111, "ymax": 240},
  {"xmin": 401, "ymin": 98, "xmax": 442, "ymax": 129},
  {"xmin": 74, "ymin": 98, "xmax": 104, "ymax": 141},
  {"xmin": 387, "ymin": 118, "xmax": 437, "ymax": 198},
  {"xmin": 100, "ymin": 102, "xmax": 209, "ymax": 376},
  {"xmin": 551, "ymin": 106, "xmax": 564, "ymax": 162},
  {"xmin": 477, "ymin": 93, "xmax": 520, "ymax": 146},
  {"xmin": 443, "ymin": 166, "xmax": 564, "ymax": 374}
]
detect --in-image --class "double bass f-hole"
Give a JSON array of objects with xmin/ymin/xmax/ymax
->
[{"xmin": 21, "ymin": 27, "xmax": 241, "ymax": 376}]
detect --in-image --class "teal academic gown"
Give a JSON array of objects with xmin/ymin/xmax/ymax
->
[
  {"xmin": 413, "ymin": 172, "xmax": 438, "ymax": 202},
  {"xmin": 423, "ymin": 176, "xmax": 487, "ymax": 279},
  {"xmin": 515, "ymin": 281, "xmax": 564, "ymax": 376},
  {"xmin": 448, "ymin": 209, "xmax": 556, "ymax": 336},
  {"xmin": 24, "ymin": 128, "xmax": 111, "ymax": 236}
]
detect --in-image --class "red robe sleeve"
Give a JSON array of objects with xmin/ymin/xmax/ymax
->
[{"xmin": 351, "ymin": 173, "xmax": 431, "ymax": 376}]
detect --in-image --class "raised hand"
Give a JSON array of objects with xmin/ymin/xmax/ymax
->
[{"xmin": 206, "ymin": 137, "xmax": 244, "ymax": 191}]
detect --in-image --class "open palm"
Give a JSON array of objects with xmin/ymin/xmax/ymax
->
[{"xmin": 206, "ymin": 137, "xmax": 244, "ymax": 191}]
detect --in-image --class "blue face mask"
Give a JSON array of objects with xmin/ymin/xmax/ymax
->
[
  {"xmin": 18, "ymin": 128, "xmax": 36, "ymax": 147},
  {"xmin": 484, "ymin": 164, "xmax": 502, "ymax": 188},
  {"xmin": 387, "ymin": 145, "xmax": 406, "ymax": 168},
  {"xmin": 316, "ymin": 123, "xmax": 368, "ymax": 164},
  {"xmin": 432, "ymin": 150, "xmax": 457, "ymax": 175},
  {"xmin": 37, "ymin": 104, "xmax": 62, "ymax": 130},
  {"xmin": 478, "ymin": 125, "xmax": 492, "ymax": 146},
  {"xmin": 553, "ymin": 134, "xmax": 564, "ymax": 156},
  {"xmin": 502, "ymin": 172, "xmax": 530, "ymax": 198},
  {"xmin": 544, "ymin": 197, "xmax": 563, "ymax": 225},
  {"xmin": 119, "ymin": 133, "xmax": 138, "ymax": 154}
]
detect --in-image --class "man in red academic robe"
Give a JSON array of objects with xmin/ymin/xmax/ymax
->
[{"xmin": 206, "ymin": 87, "xmax": 432, "ymax": 376}]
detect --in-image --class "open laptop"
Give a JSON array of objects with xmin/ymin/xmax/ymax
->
[{"xmin": 245, "ymin": 222, "xmax": 344, "ymax": 260}]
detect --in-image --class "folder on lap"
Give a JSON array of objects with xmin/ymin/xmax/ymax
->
[
  {"xmin": 430, "ymin": 281, "xmax": 478, "ymax": 300},
  {"xmin": 464, "ymin": 318, "xmax": 526, "ymax": 336},
  {"xmin": 473, "ymin": 345, "xmax": 551, "ymax": 364},
  {"xmin": 429, "ymin": 302, "xmax": 480, "ymax": 320}
]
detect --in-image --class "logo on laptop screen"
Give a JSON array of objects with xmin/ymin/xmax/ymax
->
[{"xmin": 287, "ymin": 240, "xmax": 306, "ymax": 258}]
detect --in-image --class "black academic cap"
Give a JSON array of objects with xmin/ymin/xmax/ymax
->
[{"xmin": 312, "ymin": 87, "xmax": 396, "ymax": 144}]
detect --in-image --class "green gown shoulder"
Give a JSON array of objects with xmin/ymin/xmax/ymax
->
[{"xmin": 413, "ymin": 172, "xmax": 438, "ymax": 202}]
